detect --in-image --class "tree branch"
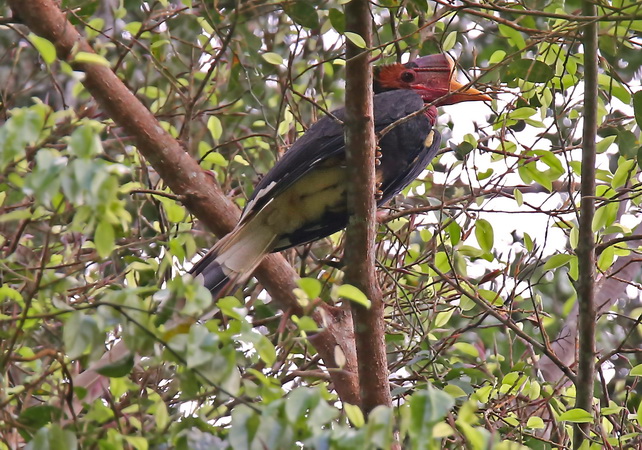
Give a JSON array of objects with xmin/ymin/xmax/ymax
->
[
  {"xmin": 8, "ymin": 0, "xmax": 359, "ymax": 407},
  {"xmin": 574, "ymin": 1, "xmax": 598, "ymax": 447},
  {"xmin": 344, "ymin": 0, "xmax": 391, "ymax": 413}
]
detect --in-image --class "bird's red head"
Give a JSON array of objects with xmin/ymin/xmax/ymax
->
[{"xmin": 374, "ymin": 54, "xmax": 491, "ymax": 106}]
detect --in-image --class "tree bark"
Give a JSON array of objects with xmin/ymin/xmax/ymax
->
[
  {"xmin": 8, "ymin": 0, "xmax": 359, "ymax": 407},
  {"xmin": 344, "ymin": 0, "xmax": 392, "ymax": 413},
  {"xmin": 574, "ymin": 2, "xmax": 598, "ymax": 447}
]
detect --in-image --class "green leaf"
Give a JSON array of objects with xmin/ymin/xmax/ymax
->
[
  {"xmin": 309, "ymin": 397, "xmax": 340, "ymax": 426},
  {"xmin": 95, "ymin": 219, "xmax": 115, "ymax": 258},
  {"xmin": 196, "ymin": 17, "xmax": 214, "ymax": 35},
  {"xmin": 454, "ymin": 342, "xmax": 479, "ymax": 358},
  {"xmin": 455, "ymin": 141, "xmax": 474, "ymax": 160},
  {"xmin": 442, "ymin": 31, "xmax": 457, "ymax": 52},
  {"xmin": 73, "ymin": 51, "xmax": 111, "ymax": 67},
  {"xmin": 479, "ymin": 286, "xmax": 503, "ymax": 304},
  {"xmin": 229, "ymin": 405, "xmax": 257, "ymax": 449},
  {"xmin": 459, "ymin": 295, "xmax": 476, "ymax": 311},
  {"xmin": 443, "ymin": 384, "xmax": 467, "ymax": 398},
  {"xmin": 344, "ymin": 403, "xmax": 365, "ymax": 428},
  {"xmin": 337, "ymin": 284, "xmax": 371, "ymax": 308},
  {"xmin": 474, "ymin": 386, "xmax": 493, "ymax": 403},
  {"xmin": 29, "ymin": 425, "xmax": 78, "ymax": 450},
  {"xmin": 255, "ymin": 335, "xmax": 277, "ymax": 366},
  {"xmin": 475, "ymin": 219, "xmax": 494, "ymax": 253},
  {"xmin": 285, "ymin": 1, "xmax": 319, "ymax": 29},
  {"xmin": 514, "ymin": 188, "xmax": 523, "ymax": 206},
  {"xmin": 510, "ymin": 107, "xmax": 537, "ymax": 120},
  {"xmin": 489, "ymin": 50, "xmax": 506, "ymax": 65},
  {"xmin": 69, "ymin": 125, "xmax": 102, "ymax": 158},
  {"xmin": 629, "ymin": 363, "xmax": 642, "ymax": 376},
  {"xmin": 365, "ymin": 406, "xmax": 394, "ymax": 448},
  {"xmin": 520, "ymin": 161, "xmax": 553, "ymax": 191},
  {"xmin": 297, "ymin": 278, "xmax": 321, "ymax": 299},
  {"xmin": 138, "ymin": 86, "xmax": 160, "ymax": 99},
  {"xmin": 291, "ymin": 315, "xmax": 319, "ymax": 332},
  {"xmin": 633, "ymin": 91, "xmax": 642, "ymax": 129},
  {"xmin": 207, "ymin": 115, "xmax": 223, "ymax": 141},
  {"xmin": 154, "ymin": 397, "xmax": 169, "ymax": 430},
  {"xmin": 203, "ymin": 151, "xmax": 228, "ymax": 167},
  {"xmin": 447, "ymin": 221, "xmax": 461, "ymax": 246},
  {"xmin": 124, "ymin": 436, "xmax": 148, "ymax": 450},
  {"xmin": 543, "ymin": 253, "xmax": 573, "ymax": 271},
  {"xmin": 18, "ymin": 405, "xmax": 62, "ymax": 429},
  {"xmin": 559, "ymin": 408, "xmax": 594, "ymax": 423},
  {"xmin": 217, "ymin": 296, "xmax": 244, "ymax": 319},
  {"xmin": 157, "ymin": 194, "xmax": 187, "ymax": 223},
  {"xmin": 151, "ymin": 39, "xmax": 169, "ymax": 51},
  {"xmin": 501, "ymin": 372, "xmax": 522, "ymax": 387},
  {"xmin": 85, "ymin": 18, "xmax": 106, "ymax": 39},
  {"xmin": 262, "ymin": 52, "xmax": 284, "ymax": 66},
  {"xmin": 408, "ymin": 386, "xmax": 454, "ymax": 443},
  {"xmin": 434, "ymin": 251, "xmax": 452, "ymax": 273},
  {"xmin": 505, "ymin": 59, "xmax": 554, "ymax": 83},
  {"xmin": 477, "ymin": 168, "xmax": 493, "ymax": 181},
  {"xmin": 602, "ymin": 401, "xmax": 623, "ymax": 416},
  {"xmin": 617, "ymin": 130, "xmax": 637, "ymax": 158},
  {"xmin": 345, "ymin": 32, "xmax": 367, "ymax": 49},
  {"xmin": 0, "ymin": 285, "xmax": 24, "ymax": 303},
  {"xmin": 612, "ymin": 158, "xmax": 636, "ymax": 189},
  {"xmin": 286, "ymin": 387, "xmax": 313, "ymax": 424},
  {"xmin": 0, "ymin": 106, "xmax": 47, "ymax": 169},
  {"xmin": 596, "ymin": 135, "xmax": 617, "ymax": 154},
  {"xmin": 434, "ymin": 309, "xmax": 454, "ymax": 327},
  {"xmin": 63, "ymin": 312, "xmax": 100, "ymax": 359},
  {"xmin": 598, "ymin": 74, "xmax": 630, "ymax": 104},
  {"xmin": 388, "ymin": 217, "xmax": 409, "ymax": 232},
  {"xmin": 498, "ymin": 24, "xmax": 526, "ymax": 49},
  {"xmin": 598, "ymin": 245, "xmax": 615, "ymax": 271},
  {"xmin": 328, "ymin": 8, "xmax": 345, "ymax": 33},
  {"xmin": 503, "ymin": 416, "xmax": 519, "ymax": 427},
  {"xmin": 124, "ymin": 21, "xmax": 143, "ymax": 35},
  {"xmin": 28, "ymin": 34, "xmax": 57, "ymax": 65},
  {"xmin": 233, "ymin": 154, "xmax": 249, "ymax": 166},
  {"xmin": 399, "ymin": 22, "xmax": 419, "ymax": 45}
]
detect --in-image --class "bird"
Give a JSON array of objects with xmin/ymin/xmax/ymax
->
[{"xmin": 190, "ymin": 53, "xmax": 490, "ymax": 297}]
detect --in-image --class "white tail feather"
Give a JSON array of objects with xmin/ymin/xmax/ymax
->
[{"xmin": 214, "ymin": 217, "xmax": 277, "ymax": 284}]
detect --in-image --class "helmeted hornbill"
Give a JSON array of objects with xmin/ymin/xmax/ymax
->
[{"xmin": 190, "ymin": 53, "xmax": 490, "ymax": 297}]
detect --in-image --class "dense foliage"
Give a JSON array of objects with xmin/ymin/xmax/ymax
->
[{"xmin": 1, "ymin": 0, "xmax": 642, "ymax": 448}]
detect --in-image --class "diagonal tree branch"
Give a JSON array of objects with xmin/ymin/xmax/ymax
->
[{"xmin": 8, "ymin": 0, "xmax": 359, "ymax": 406}]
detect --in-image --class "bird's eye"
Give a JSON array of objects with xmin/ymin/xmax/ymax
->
[{"xmin": 400, "ymin": 70, "xmax": 416, "ymax": 83}]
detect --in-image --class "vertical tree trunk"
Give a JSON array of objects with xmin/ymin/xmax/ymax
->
[
  {"xmin": 344, "ymin": 0, "xmax": 392, "ymax": 413},
  {"xmin": 574, "ymin": 2, "xmax": 598, "ymax": 447}
]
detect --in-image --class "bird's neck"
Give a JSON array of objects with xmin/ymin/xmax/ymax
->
[{"xmin": 425, "ymin": 105, "xmax": 438, "ymax": 126}]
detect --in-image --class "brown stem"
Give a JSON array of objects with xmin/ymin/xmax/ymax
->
[
  {"xmin": 574, "ymin": 1, "xmax": 598, "ymax": 447},
  {"xmin": 344, "ymin": 0, "xmax": 391, "ymax": 413}
]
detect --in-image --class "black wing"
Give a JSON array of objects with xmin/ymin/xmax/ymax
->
[{"xmin": 238, "ymin": 90, "xmax": 438, "ymax": 251}]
